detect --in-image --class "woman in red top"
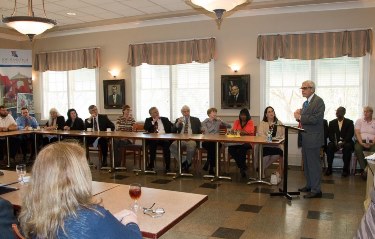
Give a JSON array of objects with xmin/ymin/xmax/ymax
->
[{"xmin": 228, "ymin": 108, "xmax": 255, "ymax": 178}]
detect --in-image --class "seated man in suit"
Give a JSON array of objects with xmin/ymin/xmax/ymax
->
[
  {"xmin": 144, "ymin": 107, "xmax": 173, "ymax": 173},
  {"xmin": 85, "ymin": 105, "xmax": 115, "ymax": 167},
  {"xmin": 170, "ymin": 105, "xmax": 202, "ymax": 172},
  {"xmin": 16, "ymin": 107, "xmax": 39, "ymax": 162},
  {"xmin": 325, "ymin": 107, "xmax": 354, "ymax": 177}
]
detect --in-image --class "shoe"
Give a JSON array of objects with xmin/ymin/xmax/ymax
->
[
  {"xmin": 341, "ymin": 171, "xmax": 349, "ymax": 177},
  {"xmin": 303, "ymin": 191, "xmax": 322, "ymax": 199},
  {"xmin": 202, "ymin": 161, "xmax": 209, "ymax": 171},
  {"xmin": 298, "ymin": 187, "xmax": 311, "ymax": 192},
  {"xmin": 240, "ymin": 168, "xmax": 247, "ymax": 178},
  {"xmin": 165, "ymin": 168, "xmax": 171, "ymax": 174},
  {"xmin": 324, "ymin": 168, "xmax": 332, "ymax": 176},
  {"xmin": 146, "ymin": 165, "xmax": 154, "ymax": 171}
]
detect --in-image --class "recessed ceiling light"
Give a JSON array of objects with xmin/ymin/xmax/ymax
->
[{"xmin": 67, "ymin": 12, "xmax": 76, "ymax": 16}]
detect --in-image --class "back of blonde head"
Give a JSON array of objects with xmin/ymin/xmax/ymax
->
[{"xmin": 19, "ymin": 142, "xmax": 96, "ymax": 239}]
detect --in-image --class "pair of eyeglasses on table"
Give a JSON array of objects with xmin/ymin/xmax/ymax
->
[{"xmin": 143, "ymin": 203, "xmax": 165, "ymax": 218}]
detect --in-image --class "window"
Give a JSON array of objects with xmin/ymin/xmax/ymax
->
[
  {"xmin": 135, "ymin": 62, "xmax": 211, "ymax": 122},
  {"xmin": 42, "ymin": 68, "xmax": 97, "ymax": 120},
  {"xmin": 261, "ymin": 56, "xmax": 369, "ymax": 124}
]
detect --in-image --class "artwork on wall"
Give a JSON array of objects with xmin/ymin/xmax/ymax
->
[
  {"xmin": 0, "ymin": 49, "xmax": 33, "ymax": 118},
  {"xmin": 221, "ymin": 74, "xmax": 250, "ymax": 109},
  {"xmin": 103, "ymin": 79, "xmax": 125, "ymax": 109}
]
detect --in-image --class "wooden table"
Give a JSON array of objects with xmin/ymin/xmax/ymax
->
[
  {"xmin": 0, "ymin": 170, "xmax": 19, "ymax": 186},
  {"xmin": 95, "ymin": 184, "xmax": 208, "ymax": 239},
  {"xmin": 190, "ymin": 134, "xmax": 283, "ymax": 183},
  {"xmin": 1, "ymin": 180, "xmax": 120, "ymax": 206}
]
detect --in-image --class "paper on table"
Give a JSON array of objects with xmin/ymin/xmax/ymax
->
[{"xmin": 365, "ymin": 153, "xmax": 375, "ymax": 160}]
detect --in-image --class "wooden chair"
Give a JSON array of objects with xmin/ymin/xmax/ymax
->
[
  {"xmin": 12, "ymin": 224, "xmax": 25, "ymax": 239},
  {"xmin": 121, "ymin": 122, "xmax": 144, "ymax": 169}
]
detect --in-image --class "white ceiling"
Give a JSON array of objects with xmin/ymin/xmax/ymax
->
[{"xmin": 0, "ymin": 0, "xmax": 374, "ymax": 37}]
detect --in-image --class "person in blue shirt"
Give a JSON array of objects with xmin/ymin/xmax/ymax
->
[
  {"xmin": 18, "ymin": 142, "xmax": 142, "ymax": 239},
  {"xmin": 15, "ymin": 107, "xmax": 39, "ymax": 162}
]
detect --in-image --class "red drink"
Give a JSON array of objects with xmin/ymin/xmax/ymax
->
[{"xmin": 129, "ymin": 187, "xmax": 141, "ymax": 200}]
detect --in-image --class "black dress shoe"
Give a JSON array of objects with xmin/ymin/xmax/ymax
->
[
  {"xmin": 298, "ymin": 187, "xmax": 311, "ymax": 192},
  {"xmin": 303, "ymin": 191, "xmax": 322, "ymax": 199}
]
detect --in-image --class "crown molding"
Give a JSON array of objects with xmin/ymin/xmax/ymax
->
[{"xmin": 2, "ymin": 1, "xmax": 374, "ymax": 41}]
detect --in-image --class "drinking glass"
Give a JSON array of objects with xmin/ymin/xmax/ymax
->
[
  {"xmin": 16, "ymin": 164, "xmax": 26, "ymax": 184},
  {"xmin": 129, "ymin": 183, "xmax": 142, "ymax": 212}
]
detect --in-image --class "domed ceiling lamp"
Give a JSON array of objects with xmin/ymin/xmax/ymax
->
[
  {"xmin": 187, "ymin": 0, "xmax": 250, "ymax": 26},
  {"xmin": 2, "ymin": 0, "xmax": 57, "ymax": 41}
]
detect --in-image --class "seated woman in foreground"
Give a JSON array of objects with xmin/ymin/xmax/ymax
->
[
  {"xmin": 19, "ymin": 142, "xmax": 142, "ymax": 239},
  {"xmin": 257, "ymin": 106, "xmax": 284, "ymax": 177}
]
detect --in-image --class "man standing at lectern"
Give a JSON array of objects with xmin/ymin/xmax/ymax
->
[{"xmin": 294, "ymin": 80, "xmax": 325, "ymax": 199}]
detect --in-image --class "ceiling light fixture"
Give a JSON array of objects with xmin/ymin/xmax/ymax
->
[
  {"xmin": 2, "ymin": 0, "xmax": 57, "ymax": 41},
  {"xmin": 187, "ymin": 0, "xmax": 250, "ymax": 26}
]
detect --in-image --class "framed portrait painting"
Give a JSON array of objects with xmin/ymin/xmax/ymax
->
[
  {"xmin": 103, "ymin": 79, "xmax": 125, "ymax": 109},
  {"xmin": 221, "ymin": 74, "xmax": 250, "ymax": 109}
]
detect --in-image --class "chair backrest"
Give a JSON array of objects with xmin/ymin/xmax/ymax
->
[
  {"xmin": 219, "ymin": 125, "xmax": 227, "ymax": 135},
  {"xmin": 12, "ymin": 224, "xmax": 25, "ymax": 239},
  {"xmin": 133, "ymin": 122, "xmax": 145, "ymax": 132}
]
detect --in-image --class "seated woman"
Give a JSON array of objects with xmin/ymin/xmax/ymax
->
[
  {"xmin": 228, "ymin": 108, "xmax": 254, "ymax": 178},
  {"xmin": 258, "ymin": 106, "xmax": 284, "ymax": 177},
  {"xmin": 19, "ymin": 142, "xmax": 142, "ymax": 239},
  {"xmin": 63, "ymin": 108, "xmax": 85, "ymax": 142},
  {"xmin": 42, "ymin": 108, "xmax": 65, "ymax": 146},
  {"xmin": 354, "ymin": 106, "xmax": 375, "ymax": 179},
  {"xmin": 201, "ymin": 107, "xmax": 231, "ymax": 175},
  {"xmin": 114, "ymin": 105, "xmax": 136, "ymax": 167}
]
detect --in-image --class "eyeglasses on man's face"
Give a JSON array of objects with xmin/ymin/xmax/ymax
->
[{"xmin": 300, "ymin": 87, "xmax": 312, "ymax": 90}]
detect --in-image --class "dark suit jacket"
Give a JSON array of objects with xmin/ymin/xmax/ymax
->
[
  {"xmin": 144, "ymin": 117, "xmax": 172, "ymax": 133},
  {"xmin": 108, "ymin": 94, "xmax": 122, "ymax": 105},
  {"xmin": 0, "ymin": 197, "xmax": 17, "ymax": 239},
  {"xmin": 227, "ymin": 93, "xmax": 245, "ymax": 106},
  {"xmin": 300, "ymin": 94, "xmax": 325, "ymax": 149},
  {"xmin": 328, "ymin": 118, "xmax": 354, "ymax": 147},
  {"xmin": 45, "ymin": 116, "xmax": 65, "ymax": 130},
  {"xmin": 172, "ymin": 116, "xmax": 201, "ymax": 134},
  {"xmin": 65, "ymin": 117, "xmax": 85, "ymax": 130},
  {"xmin": 85, "ymin": 114, "xmax": 115, "ymax": 131}
]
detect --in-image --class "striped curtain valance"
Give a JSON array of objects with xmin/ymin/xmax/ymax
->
[
  {"xmin": 34, "ymin": 48, "xmax": 101, "ymax": 72},
  {"xmin": 257, "ymin": 29, "xmax": 373, "ymax": 61},
  {"xmin": 127, "ymin": 38, "xmax": 216, "ymax": 67}
]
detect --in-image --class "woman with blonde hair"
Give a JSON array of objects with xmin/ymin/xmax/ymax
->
[{"xmin": 19, "ymin": 142, "xmax": 142, "ymax": 239}]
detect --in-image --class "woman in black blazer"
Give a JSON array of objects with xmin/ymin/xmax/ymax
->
[{"xmin": 64, "ymin": 109, "xmax": 84, "ymax": 130}]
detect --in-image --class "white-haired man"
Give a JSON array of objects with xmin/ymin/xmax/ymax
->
[{"xmin": 170, "ymin": 105, "xmax": 202, "ymax": 172}]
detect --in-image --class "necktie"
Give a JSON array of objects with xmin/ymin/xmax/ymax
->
[
  {"xmin": 183, "ymin": 118, "xmax": 189, "ymax": 134},
  {"xmin": 93, "ymin": 117, "xmax": 98, "ymax": 131},
  {"xmin": 303, "ymin": 100, "xmax": 309, "ymax": 110},
  {"xmin": 154, "ymin": 121, "xmax": 158, "ymax": 133}
]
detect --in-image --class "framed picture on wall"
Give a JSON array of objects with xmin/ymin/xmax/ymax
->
[
  {"xmin": 103, "ymin": 79, "xmax": 125, "ymax": 109},
  {"xmin": 221, "ymin": 74, "xmax": 250, "ymax": 109}
]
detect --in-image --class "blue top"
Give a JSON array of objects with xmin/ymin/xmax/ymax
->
[
  {"xmin": 54, "ymin": 205, "xmax": 142, "ymax": 239},
  {"xmin": 15, "ymin": 116, "xmax": 39, "ymax": 129}
]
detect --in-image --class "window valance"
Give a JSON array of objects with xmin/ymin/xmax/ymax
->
[
  {"xmin": 34, "ymin": 48, "xmax": 101, "ymax": 72},
  {"xmin": 127, "ymin": 38, "xmax": 216, "ymax": 67},
  {"xmin": 257, "ymin": 29, "xmax": 373, "ymax": 61}
]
